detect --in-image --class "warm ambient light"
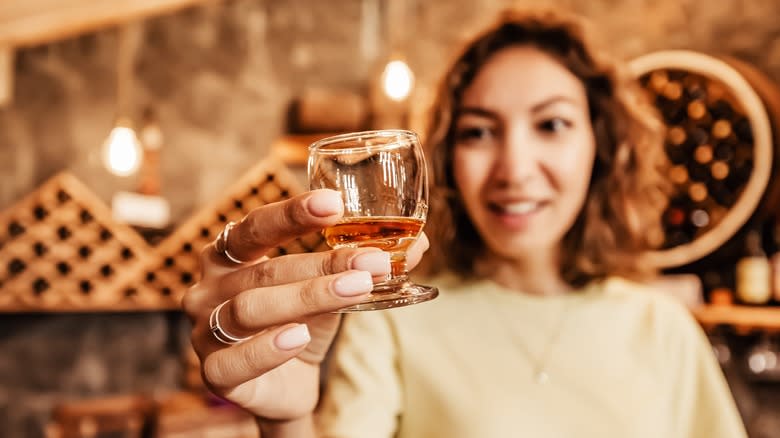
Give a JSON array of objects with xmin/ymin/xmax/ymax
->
[
  {"xmin": 381, "ymin": 59, "xmax": 414, "ymax": 102},
  {"xmin": 103, "ymin": 125, "xmax": 143, "ymax": 177}
]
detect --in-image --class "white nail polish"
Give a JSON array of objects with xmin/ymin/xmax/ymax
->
[{"xmin": 275, "ymin": 324, "xmax": 311, "ymax": 350}]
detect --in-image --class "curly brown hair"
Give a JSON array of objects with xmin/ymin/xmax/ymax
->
[{"xmin": 422, "ymin": 9, "xmax": 669, "ymax": 287}]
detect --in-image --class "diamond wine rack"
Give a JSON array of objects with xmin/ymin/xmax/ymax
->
[{"xmin": 0, "ymin": 158, "xmax": 328, "ymax": 312}]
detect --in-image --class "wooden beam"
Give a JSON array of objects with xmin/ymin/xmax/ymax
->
[
  {"xmin": 0, "ymin": 47, "xmax": 12, "ymax": 106},
  {"xmin": 0, "ymin": 0, "xmax": 222, "ymax": 48}
]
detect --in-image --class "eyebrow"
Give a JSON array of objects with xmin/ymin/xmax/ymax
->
[
  {"xmin": 456, "ymin": 106, "xmax": 498, "ymax": 119},
  {"xmin": 531, "ymin": 95, "xmax": 580, "ymax": 112},
  {"xmin": 456, "ymin": 95, "xmax": 580, "ymax": 119}
]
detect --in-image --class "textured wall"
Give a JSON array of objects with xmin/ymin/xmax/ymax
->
[{"xmin": 2, "ymin": 0, "xmax": 780, "ymax": 436}]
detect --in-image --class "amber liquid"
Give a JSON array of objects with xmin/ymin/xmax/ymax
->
[{"xmin": 324, "ymin": 216, "xmax": 424, "ymax": 277}]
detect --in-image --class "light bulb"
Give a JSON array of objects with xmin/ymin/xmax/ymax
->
[
  {"xmin": 381, "ymin": 59, "xmax": 414, "ymax": 102},
  {"xmin": 102, "ymin": 126, "xmax": 143, "ymax": 176}
]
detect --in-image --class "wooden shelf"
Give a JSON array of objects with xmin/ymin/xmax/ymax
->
[
  {"xmin": 0, "ymin": 0, "xmax": 220, "ymax": 48},
  {"xmin": 270, "ymin": 133, "xmax": 342, "ymax": 167},
  {"xmin": 693, "ymin": 304, "xmax": 780, "ymax": 334}
]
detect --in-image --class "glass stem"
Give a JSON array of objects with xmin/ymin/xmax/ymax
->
[
  {"xmin": 372, "ymin": 252, "xmax": 409, "ymax": 293},
  {"xmin": 390, "ymin": 251, "xmax": 408, "ymax": 278}
]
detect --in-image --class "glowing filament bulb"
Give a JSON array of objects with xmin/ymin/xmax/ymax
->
[
  {"xmin": 381, "ymin": 60, "xmax": 414, "ymax": 102},
  {"xmin": 103, "ymin": 126, "xmax": 143, "ymax": 176}
]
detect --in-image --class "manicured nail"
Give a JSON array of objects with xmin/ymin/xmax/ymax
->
[
  {"xmin": 351, "ymin": 251, "xmax": 391, "ymax": 276},
  {"xmin": 306, "ymin": 190, "xmax": 343, "ymax": 217},
  {"xmin": 275, "ymin": 324, "xmax": 311, "ymax": 350},
  {"xmin": 417, "ymin": 232, "xmax": 430, "ymax": 251},
  {"xmin": 332, "ymin": 271, "xmax": 373, "ymax": 297}
]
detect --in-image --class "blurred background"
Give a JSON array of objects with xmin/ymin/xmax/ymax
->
[{"xmin": 2, "ymin": 0, "xmax": 780, "ymax": 436}]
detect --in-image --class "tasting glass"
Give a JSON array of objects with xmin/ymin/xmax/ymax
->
[{"xmin": 308, "ymin": 130, "xmax": 438, "ymax": 312}]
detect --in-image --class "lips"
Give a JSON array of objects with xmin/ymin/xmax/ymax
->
[
  {"xmin": 503, "ymin": 201, "xmax": 542, "ymax": 214},
  {"xmin": 488, "ymin": 200, "xmax": 546, "ymax": 215},
  {"xmin": 486, "ymin": 199, "xmax": 548, "ymax": 229}
]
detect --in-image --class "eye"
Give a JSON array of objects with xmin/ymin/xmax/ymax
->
[
  {"xmin": 537, "ymin": 117, "xmax": 572, "ymax": 133},
  {"xmin": 454, "ymin": 126, "xmax": 495, "ymax": 143}
]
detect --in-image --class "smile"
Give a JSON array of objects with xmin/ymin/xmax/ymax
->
[
  {"xmin": 486, "ymin": 200, "xmax": 549, "ymax": 231},
  {"xmin": 500, "ymin": 201, "xmax": 542, "ymax": 214}
]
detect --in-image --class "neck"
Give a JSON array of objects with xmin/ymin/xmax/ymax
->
[{"xmin": 477, "ymin": 249, "xmax": 573, "ymax": 297}]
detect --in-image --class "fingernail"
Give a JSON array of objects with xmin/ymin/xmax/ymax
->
[
  {"xmin": 351, "ymin": 251, "xmax": 391, "ymax": 276},
  {"xmin": 417, "ymin": 233, "xmax": 430, "ymax": 251},
  {"xmin": 306, "ymin": 190, "xmax": 343, "ymax": 217},
  {"xmin": 332, "ymin": 271, "xmax": 373, "ymax": 297},
  {"xmin": 275, "ymin": 324, "xmax": 311, "ymax": 350}
]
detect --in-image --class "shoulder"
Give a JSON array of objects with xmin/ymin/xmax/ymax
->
[
  {"xmin": 600, "ymin": 276, "xmax": 706, "ymax": 348},
  {"xmin": 603, "ymin": 276, "xmax": 695, "ymax": 316}
]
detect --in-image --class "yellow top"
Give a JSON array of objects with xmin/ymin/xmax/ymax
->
[{"xmin": 317, "ymin": 275, "xmax": 747, "ymax": 438}]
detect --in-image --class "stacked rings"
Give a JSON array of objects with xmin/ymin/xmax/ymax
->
[
  {"xmin": 209, "ymin": 301, "xmax": 250, "ymax": 345},
  {"xmin": 215, "ymin": 221, "xmax": 248, "ymax": 265}
]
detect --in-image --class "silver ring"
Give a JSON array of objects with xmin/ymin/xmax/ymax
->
[
  {"xmin": 215, "ymin": 221, "xmax": 247, "ymax": 264},
  {"xmin": 209, "ymin": 301, "xmax": 250, "ymax": 345}
]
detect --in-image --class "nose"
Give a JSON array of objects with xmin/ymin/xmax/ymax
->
[{"xmin": 492, "ymin": 124, "xmax": 538, "ymax": 186}]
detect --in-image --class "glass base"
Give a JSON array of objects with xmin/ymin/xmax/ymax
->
[{"xmin": 334, "ymin": 281, "xmax": 439, "ymax": 312}]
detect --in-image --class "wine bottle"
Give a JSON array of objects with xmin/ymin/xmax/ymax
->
[
  {"xmin": 688, "ymin": 182, "xmax": 708, "ymax": 203},
  {"xmin": 694, "ymin": 144, "xmax": 713, "ymax": 164},
  {"xmin": 687, "ymin": 100, "xmax": 707, "ymax": 120},
  {"xmin": 682, "ymin": 74, "xmax": 706, "ymax": 100},
  {"xmin": 662, "ymin": 80, "xmax": 683, "ymax": 101},
  {"xmin": 690, "ymin": 208, "xmax": 710, "ymax": 228},
  {"xmin": 736, "ymin": 230, "xmax": 772, "ymax": 305},
  {"xmin": 713, "ymin": 141, "xmax": 735, "ymax": 161},
  {"xmin": 667, "ymin": 126, "xmax": 687, "ymax": 146},
  {"xmin": 649, "ymin": 70, "xmax": 669, "ymax": 94},
  {"xmin": 669, "ymin": 165, "xmax": 689, "ymax": 185},
  {"xmin": 712, "ymin": 119, "xmax": 733, "ymax": 140},
  {"xmin": 710, "ymin": 160, "xmax": 730, "ymax": 181},
  {"xmin": 709, "ymin": 99, "xmax": 734, "ymax": 120}
]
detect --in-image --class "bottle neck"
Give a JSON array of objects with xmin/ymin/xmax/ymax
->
[{"xmin": 745, "ymin": 230, "xmax": 766, "ymax": 258}]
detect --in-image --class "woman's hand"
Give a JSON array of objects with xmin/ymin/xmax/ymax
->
[{"xmin": 183, "ymin": 189, "xmax": 428, "ymax": 421}]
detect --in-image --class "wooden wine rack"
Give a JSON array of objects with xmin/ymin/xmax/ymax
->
[
  {"xmin": 0, "ymin": 158, "xmax": 329, "ymax": 312},
  {"xmin": 630, "ymin": 50, "xmax": 775, "ymax": 270},
  {"xmin": 128, "ymin": 158, "xmax": 329, "ymax": 309},
  {"xmin": 0, "ymin": 173, "xmax": 152, "ymax": 311}
]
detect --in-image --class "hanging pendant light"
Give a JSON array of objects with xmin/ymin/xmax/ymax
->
[
  {"xmin": 381, "ymin": 58, "xmax": 414, "ymax": 102},
  {"xmin": 102, "ymin": 118, "xmax": 143, "ymax": 177},
  {"xmin": 102, "ymin": 24, "xmax": 143, "ymax": 177}
]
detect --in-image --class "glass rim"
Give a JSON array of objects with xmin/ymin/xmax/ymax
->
[{"xmin": 308, "ymin": 129, "xmax": 419, "ymax": 153}]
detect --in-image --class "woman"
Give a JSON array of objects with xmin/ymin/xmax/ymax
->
[{"xmin": 183, "ymin": 9, "xmax": 747, "ymax": 438}]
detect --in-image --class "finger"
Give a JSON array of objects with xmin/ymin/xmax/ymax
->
[
  {"xmin": 214, "ymin": 248, "xmax": 391, "ymax": 304},
  {"xmin": 198, "ymin": 242, "xmax": 267, "ymax": 280},
  {"xmin": 220, "ymin": 270, "xmax": 374, "ymax": 338},
  {"xmin": 202, "ymin": 323, "xmax": 311, "ymax": 390},
  {"xmin": 228, "ymin": 189, "xmax": 343, "ymax": 262},
  {"xmin": 406, "ymin": 232, "xmax": 430, "ymax": 271}
]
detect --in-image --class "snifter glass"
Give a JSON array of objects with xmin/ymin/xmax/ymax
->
[{"xmin": 308, "ymin": 130, "xmax": 439, "ymax": 312}]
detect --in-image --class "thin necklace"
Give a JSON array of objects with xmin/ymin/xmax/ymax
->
[{"xmin": 486, "ymin": 292, "xmax": 575, "ymax": 385}]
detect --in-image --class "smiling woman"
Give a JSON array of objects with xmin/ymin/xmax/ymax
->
[
  {"xmin": 184, "ymin": 7, "xmax": 748, "ymax": 438},
  {"xmin": 451, "ymin": 46, "xmax": 598, "ymax": 289},
  {"xmin": 424, "ymin": 12, "xmax": 670, "ymax": 289}
]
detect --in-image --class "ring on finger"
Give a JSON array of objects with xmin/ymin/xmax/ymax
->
[
  {"xmin": 209, "ymin": 301, "xmax": 251, "ymax": 345},
  {"xmin": 215, "ymin": 221, "xmax": 248, "ymax": 265}
]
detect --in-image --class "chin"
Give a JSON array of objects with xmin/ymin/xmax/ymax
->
[{"xmin": 484, "ymin": 235, "xmax": 558, "ymax": 260}]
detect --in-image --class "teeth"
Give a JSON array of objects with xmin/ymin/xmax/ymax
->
[{"xmin": 502, "ymin": 202, "xmax": 539, "ymax": 214}]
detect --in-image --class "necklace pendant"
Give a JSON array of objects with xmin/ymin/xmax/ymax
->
[{"xmin": 534, "ymin": 370, "xmax": 550, "ymax": 384}]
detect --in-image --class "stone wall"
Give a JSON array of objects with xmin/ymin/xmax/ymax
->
[{"xmin": 2, "ymin": 0, "xmax": 780, "ymax": 436}]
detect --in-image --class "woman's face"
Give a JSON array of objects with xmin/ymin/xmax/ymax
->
[{"xmin": 452, "ymin": 45, "xmax": 597, "ymax": 262}]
